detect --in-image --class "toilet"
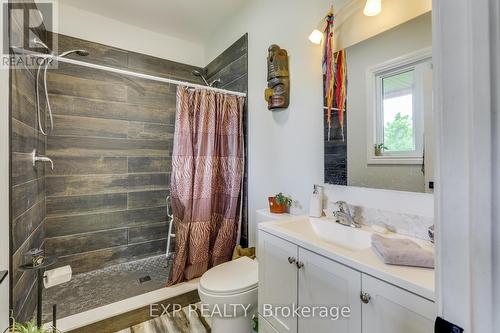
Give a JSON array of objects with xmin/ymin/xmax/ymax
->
[{"xmin": 198, "ymin": 256, "xmax": 258, "ymax": 333}]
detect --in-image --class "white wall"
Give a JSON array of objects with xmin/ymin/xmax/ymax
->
[
  {"xmin": 0, "ymin": 86, "xmax": 9, "ymax": 328},
  {"xmin": 206, "ymin": 0, "xmax": 329, "ymax": 246},
  {"xmin": 0, "ymin": 3, "xmax": 10, "ymax": 329},
  {"xmin": 346, "ymin": 13, "xmax": 432, "ymax": 192},
  {"xmin": 433, "ymin": 0, "xmax": 496, "ymax": 330},
  {"xmin": 493, "ymin": 0, "xmax": 500, "ymax": 327},
  {"xmin": 52, "ymin": 1, "xmax": 205, "ymax": 67}
]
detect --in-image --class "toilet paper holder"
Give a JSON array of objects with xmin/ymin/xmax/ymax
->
[{"xmin": 19, "ymin": 255, "xmax": 58, "ymax": 328}]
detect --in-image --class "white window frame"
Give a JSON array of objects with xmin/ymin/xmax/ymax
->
[{"xmin": 366, "ymin": 48, "xmax": 432, "ymax": 165}]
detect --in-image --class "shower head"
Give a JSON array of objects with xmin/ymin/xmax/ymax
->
[
  {"xmin": 75, "ymin": 50, "xmax": 90, "ymax": 57},
  {"xmin": 209, "ymin": 78, "xmax": 221, "ymax": 87},
  {"xmin": 192, "ymin": 69, "xmax": 210, "ymax": 86},
  {"xmin": 58, "ymin": 49, "xmax": 90, "ymax": 58},
  {"xmin": 34, "ymin": 47, "xmax": 89, "ymax": 137},
  {"xmin": 32, "ymin": 37, "xmax": 51, "ymax": 53}
]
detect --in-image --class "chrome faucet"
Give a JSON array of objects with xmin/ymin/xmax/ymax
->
[
  {"xmin": 333, "ymin": 201, "xmax": 361, "ymax": 228},
  {"xmin": 428, "ymin": 225, "xmax": 435, "ymax": 243},
  {"xmin": 32, "ymin": 149, "xmax": 54, "ymax": 170}
]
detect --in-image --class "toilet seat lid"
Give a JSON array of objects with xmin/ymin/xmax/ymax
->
[{"xmin": 200, "ymin": 257, "xmax": 258, "ymax": 295}]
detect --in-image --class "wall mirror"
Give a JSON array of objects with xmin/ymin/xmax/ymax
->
[{"xmin": 324, "ymin": 11, "xmax": 433, "ymax": 193}]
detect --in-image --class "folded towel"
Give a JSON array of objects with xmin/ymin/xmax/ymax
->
[{"xmin": 371, "ymin": 234, "xmax": 434, "ymax": 268}]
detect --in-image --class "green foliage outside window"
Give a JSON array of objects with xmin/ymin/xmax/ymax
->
[{"xmin": 384, "ymin": 112, "xmax": 413, "ymax": 152}]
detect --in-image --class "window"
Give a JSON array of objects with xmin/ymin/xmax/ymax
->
[
  {"xmin": 379, "ymin": 68, "xmax": 422, "ymax": 156},
  {"xmin": 367, "ymin": 49, "xmax": 432, "ymax": 164}
]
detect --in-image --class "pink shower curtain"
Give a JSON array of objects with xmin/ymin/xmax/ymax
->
[{"xmin": 167, "ymin": 86, "xmax": 245, "ymax": 285}]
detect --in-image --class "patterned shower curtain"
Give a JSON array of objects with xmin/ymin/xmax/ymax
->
[{"xmin": 167, "ymin": 86, "xmax": 245, "ymax": 285}]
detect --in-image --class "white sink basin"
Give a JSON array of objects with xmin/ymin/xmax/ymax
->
[{"xmin": 309, "ymin": 218, "xmax": 372, "ymax": 251}]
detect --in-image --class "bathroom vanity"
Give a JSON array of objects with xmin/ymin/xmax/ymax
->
[{"xmin": 257, "ymin": 217, "xmax": 435, "ymax": 333}]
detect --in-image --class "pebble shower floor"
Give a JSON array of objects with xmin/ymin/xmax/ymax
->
[{"xmin": 42, "ymin": 255, "xmax": 171, "ymax": 322}]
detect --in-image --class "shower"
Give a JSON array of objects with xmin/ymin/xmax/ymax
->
[
  {"xmin": 33, "ymin": 38, "xmax": 89, "ymax": 135},
  {"xmin": 192, "ymin": 69, "xmax": 221, "ymax": 87}
]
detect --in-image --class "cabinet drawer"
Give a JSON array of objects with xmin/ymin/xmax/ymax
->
[{"xmin": 361, "ymin": 275, "xmax": 435, "ymax": 333}]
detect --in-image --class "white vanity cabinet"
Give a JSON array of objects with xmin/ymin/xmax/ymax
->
[
  {"xmin": 258, "ymin": 231, "xmax": 298, "ymax": 333},
  {"xmin": 258, "ymin": 230, "xmax": 435, "ymax": 333},
  {"xmin": 298, "ymin": 247, "xmax": 362, "ymax": 332},
  {"xmin": 361, "ymin": 275, "xmax": 435, "ymax": 333}
]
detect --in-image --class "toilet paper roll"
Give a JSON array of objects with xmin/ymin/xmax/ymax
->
[{"xmin": 44, "ymin": 266, "xmax": 72, "ymax": 288}]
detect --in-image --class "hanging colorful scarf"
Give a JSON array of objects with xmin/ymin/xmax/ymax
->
[
  {"xmin": 322, "ymin": 13, "xmax": 335, "ymax": 140},
  {"xmin": 322, "ymin": 10, "xmax": 348, "ymax": 141},
  {"xmin": 334, "ymin": 50, "xmax": 347, "ymax": 141}
]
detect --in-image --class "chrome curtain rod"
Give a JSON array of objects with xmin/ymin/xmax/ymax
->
[{"xmin": 17, "ymin": 49, "xmax": 247, "ymax": 98}]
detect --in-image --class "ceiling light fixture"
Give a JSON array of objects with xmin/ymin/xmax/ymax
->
[
  {"xmin": 309, "ymin": 6, "xmax": 334, "ymax": 45},
  {"xmin": 363, "ymin": 0, "xmax": 382, "ymax": 16},
  {"xmin": 309, "ymin": 29, "xmax": 324, "ymax": 45}
]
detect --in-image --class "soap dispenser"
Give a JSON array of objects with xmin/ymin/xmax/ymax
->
[{"xmin": 309, "ymin": 185, "xmax": 323, "ymax": 218}]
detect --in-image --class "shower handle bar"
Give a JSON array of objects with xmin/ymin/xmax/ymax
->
[
  {"xmin": 165, "ymin": 196, "xmax": 176, "ymax": 260},
  {"xmin": 166, "ymin": 195, "xmax": 173, "ymax": 220}
]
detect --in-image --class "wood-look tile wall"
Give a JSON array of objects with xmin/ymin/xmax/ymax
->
[
  {"xmin": 44, "ymin": 34, "xmax": 204, "ymax": 275},
  {"xmin": 205, "ymin": 34, "xmax": 249, "ymax": 246},
  {"xmin": 324, "ymin": 67, "xmax": 348, "ymax": 185},
  {"xmin": 9, "ymin": 0, "xmax": 49, "ymax": 322},
  {"xmin": 324, "ymin": 109, "xmax": 348, "ymax": 185}
]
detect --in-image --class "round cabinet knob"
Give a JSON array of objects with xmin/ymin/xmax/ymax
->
[
  {"xmin": 360, "ymin": 292, "xmax": 371, "ymax": 304},
  {"xmin": 288, "ymin": 257, "xmax": 296, "ymax": 264},
  {"xmin": 296, "ymin": 261, "xmax": 305, "ymax": 269}
]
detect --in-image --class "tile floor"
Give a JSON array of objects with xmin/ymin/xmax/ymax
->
[{"xmin": 43, "ymin": 255, "xmax": 172, "ymax": 322}]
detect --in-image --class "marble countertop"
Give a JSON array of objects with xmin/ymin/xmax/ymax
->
[{"xmin": 258, "ymin": 216, "xmax": 435, "ymax": 301}]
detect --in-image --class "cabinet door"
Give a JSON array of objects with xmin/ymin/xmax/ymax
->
[
  {"xmin": 298, "ymin": 248, "xmax": 362, "ymax": 333},
  {"xmin": 361, "ymin": 275, "xmax": 436, "ymax": 333},
  {"xmin": 258, "ymin": 231, "xmax": 298, "ymax": 333}
]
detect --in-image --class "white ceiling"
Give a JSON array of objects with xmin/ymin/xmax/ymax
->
[
  {"xmin": 335, "ymin": 0, "xmax": 355, "ymax": 11},
  {"xmin": 57, "ymin": 0, "xmax": 248, "ymax": 43}
]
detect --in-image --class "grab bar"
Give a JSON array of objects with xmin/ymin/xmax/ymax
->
[
  {"xmin": 165, "ymin": 196, "xmax": 175, "ymax": 259},
  {"xmin": 166, "ymin": 195, "xmax": 173, "ymax": 220}
]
